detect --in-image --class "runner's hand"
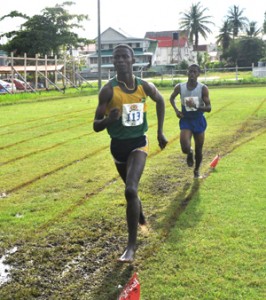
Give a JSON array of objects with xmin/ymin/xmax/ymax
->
[
  {"xmin": 176, "ymin": 110, "xmax": 184, "ymax": 119},
  {"xmin": 109, "ymin": 108, "xmax": 120, "ymax": 122},
  {"xmin": 158, "ymin": 133, "xmax": 168, "ymax": 149}
]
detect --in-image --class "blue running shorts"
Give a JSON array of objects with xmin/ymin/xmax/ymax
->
[{"xmin": 179, "ymin": 115, "xmax": 207, "ymax": 134}]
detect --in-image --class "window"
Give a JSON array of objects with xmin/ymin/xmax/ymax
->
[
  {"xmin": 90, "ymin": 58, "xmax": 97, "ymax": 64},
  {"xmin": 102, "ymin": 57, "xmax": 109, "ymax": 64}
]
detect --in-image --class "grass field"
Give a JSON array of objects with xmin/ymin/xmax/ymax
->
[{"xmin": 0, "ymin": 86, "xmax": 265, "ymax": 299}]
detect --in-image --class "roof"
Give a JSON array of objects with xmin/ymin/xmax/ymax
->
[
  {"xmin": 88, "ymin": 50, "xmax": 153, "ymax": 58},
  {"xmin": 94, "ymin": 27, "xmax": 145, "ymax": 41},
  {"xmin": 193, "ymin": 45, "xmax": 208, "ymax": 51},
  {"xmin": 146, "ymin": 36, "xmax": 187, "ymax": 48},
  {"xmin": 100, "ymin": 62, "xmax": 150, "ymax": 69},
  {"xmin": 0, "ymin": 65, "xmax": 64, "ymax": 73},
  {"xmin": 145, "ymin": 30, "xmax": 188, "ymax": 48}
]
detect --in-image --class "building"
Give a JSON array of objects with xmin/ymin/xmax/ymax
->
[
  {"xmin": 83, "ymin": 28, "xmax": 220, "ymax": 78},
  {"xmin": 193, "ymin": 43, "xmax": 220, "ymax": 62},
  {"xmin": 144, "ymin": 30, "xmax": 195, "ymax": 68},
  {"xmin": 252, "ymin": 61, "xmax": 266, "ymax": 78},
  {"xmin": 86, "ymin": 27, "xmax": 157, "ymax": 76},
  {"xmin": 0, "ymin": 50, "xmax": 8, "ymax": 66}
]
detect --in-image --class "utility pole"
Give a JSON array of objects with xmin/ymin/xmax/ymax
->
[{"xmin": 97, "ymin": 0, "xmax": 102, "ymax": 90}]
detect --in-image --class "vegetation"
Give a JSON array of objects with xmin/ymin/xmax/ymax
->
[
  {"xmin": 0, "ymin": 1, "xmax": 265, "ymax": 297},
  {"xmin": 146, "ymin": 71, "xmax": 266, "ymax": 89},
  {"xmin": 179, "ymin": 1, "xmax": 214, "ymax": 48},
  {"xmin": 216, "ymin": 5, "xmax": 266, "ymax": 67},
  {"xmin": 1, "ymin": 72, "xmax": 266, "ymax": 105},
  {"xmin": 0, "ymin": 2, "xmax": 265, "ymax": 70},
  {"xmin": 264, "ymin": 12, "xmax": 266, "ymax": 34},
  {"xmin": 0, "ymin": 2, "xmax": 90, "ymax": 57},
  {"xmin": 245, "ymin": 21, "xmax": 261, "ymax": 37},
  {"xmin": 221, "ymin": 37, "xmax": 265, "ymax": 67},
  {"xmin": 226, "ymin": 5, "xmax": 249, "ymax": 38},
  {"xmin": 216, "ymin": 20, "xmax": 232, "ymax": 51},
  {"xmin": 140, "ymin": 131, "xmax": 265, "ymax": 299},
  {"xmin": 177, "ymin": 2, "xmax": 266, "ymax": 68},
  {"xmin": 0, "ymin": 85, "xmax": 265, "ymax": 299}
]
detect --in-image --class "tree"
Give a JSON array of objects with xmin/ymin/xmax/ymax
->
[
  {"xmin": 222, "ymin": 37, "xmax": 265, "ymax": 67},
  {"xmin": 216, "ymin": 20, "xmax": 233, "ymax": 52},
  {"xmin": 263, "ymin": 12, "xmax": 266, "ymax": 34},
  {"xmin": 226, "ymin": 5, "xmax": 248, "ymax": 38},
  {"xmin": 179, "ymin": 2, "xmax": 214, "ymax": 48},
  {"xmin": 245, "ymin": 21, "xmax": 261, "ymax": 37},
  {"xmin": 0, "ymin": 2, "xmax": 90, "ymax": 57}
]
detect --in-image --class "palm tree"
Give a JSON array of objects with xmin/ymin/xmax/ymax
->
[
  {"xmin": 263, "ymin": 12, "xmax": 266, "ymax": 35},
  {"xmin": 216, "ymin": 20, "xmax": 232, "ymax": 51},
  {"xmin": 245, "ymin": 21, "xmax": 261, "ymax": 37},
  {"xmin": 226, "ymin": 5, "xmax": 248, "ymax": 38},
  {"xmin": 179, "ymin": 2, "xmax": 214, "ymax": 48}
]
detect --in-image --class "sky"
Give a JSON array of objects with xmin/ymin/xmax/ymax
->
[{"xmin": 0, "ymin": 0, "xmax": 265, "ymax": 44}]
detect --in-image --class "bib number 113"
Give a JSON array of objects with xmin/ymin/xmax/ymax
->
[{"xmin": 122, "ymin": 103, "xmax": 144, "ymax": 126}]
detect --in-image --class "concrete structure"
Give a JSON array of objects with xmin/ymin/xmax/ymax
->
[
  {"xmin": 83, "ymin": 28, "xmax": 221, "ymax": 77},
  {"xmin": 252, "ymin": 62, "xmax": 266, "ymax": 78},
  {"xmin": 0, "ymin": 50, "xmax": 8, "ymax": 66},
  {"xmin": 193, "ymin": 43, "xmax": 220, "ymax": 62},
  {"xmin": 145, "ymin": 30, "xmax": 195, "ymax": 66},
  {"xmin": 86, "ymin": 27, "xmax": 157, "ymax": 75}
]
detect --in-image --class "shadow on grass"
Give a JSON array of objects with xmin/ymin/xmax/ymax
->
[
  {"xmin": 91, "ymin": 178, "xmax": 203, "ymax": 299},
  {"xmin": 89, "ymin": 262, "xmax": 135, "ymax": 300},
  {"xmin": 160, "ymin": 178, "xmax": 202, "ymax": 237}
]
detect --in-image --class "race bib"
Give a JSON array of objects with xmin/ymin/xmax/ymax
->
[
  {"xmin": 184, "ymin": 96, "xmax": 199, "ymax": 111},
  {"xmin": 122, "ymin": 103, "xmax": 144, "ymax": 126}
]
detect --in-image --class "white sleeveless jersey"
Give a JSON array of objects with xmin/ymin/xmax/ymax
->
[{"xmin": 180, "ymin": 82, "xmax": 205, "ymax": 112}]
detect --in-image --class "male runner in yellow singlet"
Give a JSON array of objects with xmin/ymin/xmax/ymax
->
[{"xmin": 93, "ymin": 44, "xmax": 168, "ymax": 262}]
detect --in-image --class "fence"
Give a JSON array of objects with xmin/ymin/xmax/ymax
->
[
  {"xmin": 0, "ymin": 53, "xmax": 91, "ymax": 93},
  {"xmin": 79, "ymin": 65, "xmax": 255, "ymax": 82},
  {"xmin": 0, "ymin": 53, "xmax": 264, "ymax": 94}
]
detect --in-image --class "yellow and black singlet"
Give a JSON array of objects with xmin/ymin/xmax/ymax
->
[{"xmin": 106, "ymin": 77, "xmax": 148, "ymax": 139}]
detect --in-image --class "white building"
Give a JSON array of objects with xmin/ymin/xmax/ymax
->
[
  {"xmin": 86, "ymin": 27, "xmax": 157, "ymax": 76},
  {"xmin": 145, "ymin": 30, "xmax": 196, "ymax": 66},
  {"xmin": 252, "ymin": 62, "xmax": 266, "ymax": 78}
]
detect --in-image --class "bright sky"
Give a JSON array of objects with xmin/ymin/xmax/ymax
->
[{"xmin": 0, "ymin": 0, "xmax": 265, "ymax": 44}]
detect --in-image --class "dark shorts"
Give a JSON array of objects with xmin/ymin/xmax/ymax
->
[
  {"xmin": 110, "ymin": 135, "xmax": 148, "ymax": 164},
  {"xmin": 180, "ymin": 115, "xmax": 207, "ymax": 134}
]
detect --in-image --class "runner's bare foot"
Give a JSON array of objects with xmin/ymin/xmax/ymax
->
[{"xmin": 117, "ymin": 248, "xmax": 135, "ymax": 263}]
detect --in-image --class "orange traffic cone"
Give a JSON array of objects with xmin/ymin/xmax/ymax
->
[
  {"xmin": 210, "ymin": 154, "xmax": 220, "ymax": 168},
  {"xmin": 118, "ymin": 272, "xmax": 140, "ymax": 300}
]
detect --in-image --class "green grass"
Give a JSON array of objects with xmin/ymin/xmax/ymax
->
[
  {"xmin": 0, "ymin": 85, "xmax": 265, "ymax": 299},
  {"xmin": 0, "ymin": 86, "xmax": 98, "ymax": 105},
  {"xmin": 0, "ymin": 71, "xmax": 265, "ymax": 107},
  {"xmin": 139, "ymin": 133, "xmax": 266, "ymax": 299},
  {"xmin": 148, "ymin": 71, "xmax": 266, "ymax": 88}
]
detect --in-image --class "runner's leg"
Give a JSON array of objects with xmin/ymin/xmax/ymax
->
[
  {"xmin": 115, "ymin": 163, "xmax": 146, "ymax": 225},
  {"xmin": 193, "ymin": 131, "xmax": 205, "ymax": 176},
  {"xmin": 180, "ymin": 129, "xmax": 193, "ymax": 166},
  {"xmin": 118, "ymin": 150, "xmax": 147, "ymax": 262}
]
